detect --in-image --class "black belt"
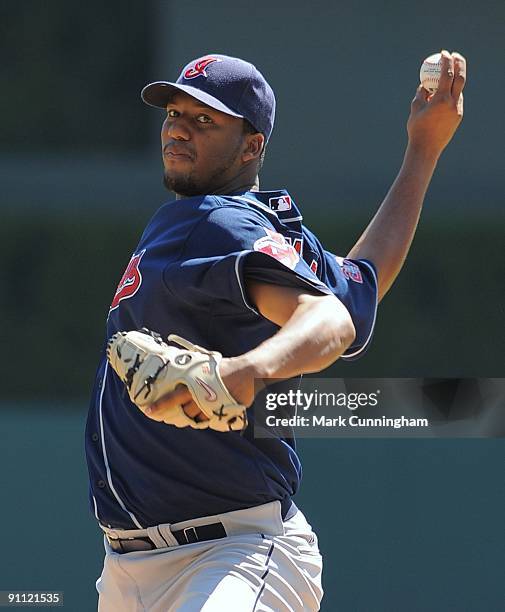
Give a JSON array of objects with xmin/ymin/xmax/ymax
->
[
  {"xmin": 107, "ymin": 522, "xmax": 227, "ymax": 553},
  {"xmin": 106, "ymin": 498, "xmax": 294, "ymax": 554}
]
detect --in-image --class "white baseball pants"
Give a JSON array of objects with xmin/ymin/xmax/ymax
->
[{"xmin": 96, "ymin": 501, "xmax": 323, "ymax": 611}]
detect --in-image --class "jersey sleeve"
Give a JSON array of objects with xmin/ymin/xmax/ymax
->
[
  {"xmin": 303, "ymin": 226, "xmax": 379, "ymax": 360},
  {"xmin": 162, "ymin": 204, "xmax": 332, "ymax": 317}
]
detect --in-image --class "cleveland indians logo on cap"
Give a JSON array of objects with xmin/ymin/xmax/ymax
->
[
  {"xmin": 183, "ymin": 57, "xmax": 221, "ymax": 80},
  {"xmin": 110, "ymin": 249, "xmax": 146, "ymax": 311}
]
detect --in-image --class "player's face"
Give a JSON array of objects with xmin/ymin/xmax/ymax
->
[{"xmin": 161, "ymin": 91, "xmax": 251, "ymax": 197}]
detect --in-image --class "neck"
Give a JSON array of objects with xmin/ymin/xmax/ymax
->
[
  {"xmin": 176, "ymin": 163, "xmax": 260, "ymax": 200},
  {"xmin": 175, "ymin": 168, "xmax": 260, "ymax": 200},
  {"xmin": 214, "ymin": 174, "xmax": 260, "ymax": 195}
]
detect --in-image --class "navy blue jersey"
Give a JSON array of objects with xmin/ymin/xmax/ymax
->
[{"xmin": 85, "ymin": 189, "xmax": 378, "ymax": 529}]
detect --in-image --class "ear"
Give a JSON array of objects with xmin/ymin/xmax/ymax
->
[{"xmin": 242, "ymin": 133, "xmax": 265, "ymax": 163}]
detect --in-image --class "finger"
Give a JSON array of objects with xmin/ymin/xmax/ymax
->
[
  {"xmin": 451, "ymin": 52, "xmax": 466, "ymax": 100},
  {"xmin": 456, "ymin": 92, "xmax": 464, "ymax": 117},
  {"xmin": 146, "ymin": 384, "xmax": 192, "ymax": 415},
  {"xmin": 411, "ymin": 84, "xmax": 428, "ymax": 111},
  {"xmin": 435, "ymin": 49, "xmax": 454, "ymax": 96},
  {"xmin": 182, "ymin": 400, "xmax": 209, "ymax": 421},
  {"xmin": 145, "ymin": 400, "xmax": 195, "ymax": 424}
]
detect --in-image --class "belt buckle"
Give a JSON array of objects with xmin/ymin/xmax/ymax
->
[{"xmin": 182, "ymin": 526, "xmax": 198, "ymax": 544}]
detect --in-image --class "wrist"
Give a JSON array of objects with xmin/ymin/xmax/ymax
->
[
  {"xmin": 404, "ymin": 141, "xmax": 442, "ymax": 166},
  {"xmin": 231, "ymin": 352, "xmax": 267, "ymax": 382},
  {"xmin": 219, "ymin": 353, "xmax": 263, "ymax": 407},
  {"xmin": 238, "ymin": 344, "xmax": 282, "ymax": 380}
]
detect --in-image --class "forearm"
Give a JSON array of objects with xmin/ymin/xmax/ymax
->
[
  {"xmin": 250, "ymin": 294, "xmax": 355, "ymax": 377},
  {"xmin": 227, "ymin": 294, "xmax": 355, "ymax": 393},
  {"xmin": 347, "ymin": 144, "xmax": 439, "ymax": 301}
]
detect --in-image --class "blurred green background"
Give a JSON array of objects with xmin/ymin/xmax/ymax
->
[{"xmin": 1, "ymin": 1, "xmax": 503, "ymax": 610}]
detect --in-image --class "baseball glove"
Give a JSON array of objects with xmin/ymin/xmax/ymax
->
[{"xmin": 106, "ymin": 329, "xmax": 247, "ymax": 432}]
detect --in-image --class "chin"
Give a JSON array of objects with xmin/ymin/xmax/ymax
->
[{"xmin": 163, "ymin": 172, "xmax": 204, "ymax": 197}]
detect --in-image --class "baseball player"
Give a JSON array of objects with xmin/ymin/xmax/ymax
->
[{"xmin": 86, "ymin": 51, "xmax": 466, "ymax": 611}]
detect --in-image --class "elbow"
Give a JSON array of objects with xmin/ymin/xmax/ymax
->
[
  {"xmin": 332, "ymin": 306, "xmax": 356, "ymax": 355},
  {"xmin": 306, "ymin": 295, "xmax": 356, "ymax": 369},
  {"xmin": 343, "ymin": 316, "xmax": 356, "ymax": 351}
]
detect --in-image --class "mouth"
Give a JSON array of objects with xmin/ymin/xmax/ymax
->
[{"xmin": 163, "ymin": 145, "xmax": 194, "ymax": 161}]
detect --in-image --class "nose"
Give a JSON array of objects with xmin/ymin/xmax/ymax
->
[{"xmin": 162, "ymin": 115, "xmax": 191, "ymax": 142}]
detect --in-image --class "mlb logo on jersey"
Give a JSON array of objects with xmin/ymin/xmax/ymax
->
[
  {"xmin": 110, "ymin": 250, "xmax": 146, "ymax": 311},
  {"xmin": 184, "ymin": 57, "xmax": 221, "ymax": 80},
  {"xmin": 268, "ymin": 195, "xmax": 292, "ymax": 212},
  {"xmin": 335, "ymin": 256, "xmax": 363, "ymax": 283},
  {"xmin": 253, "ymin": 228, "xmax": 300, "ymax": 270}
]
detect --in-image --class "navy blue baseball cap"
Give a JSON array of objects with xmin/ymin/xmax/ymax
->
[{"xmin": 141, "ymin": 54, "xmax": 276, "ymax": 142}]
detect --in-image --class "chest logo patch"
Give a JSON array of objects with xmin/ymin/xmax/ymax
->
[
  {"xmin": 268, "ymin": 195, "xmax": 292, "ymax": 212},
  {"xmin": 110, "ymin": 249, "xmax": 146, "ymax": 311},
  {"xmin": 184, "ymin": 57, "xmax": 221, "ymax": 80},
  {"xmin": 253, "ymin": 229, "xmax": 300, "ymax": 270},
  {"xmin": 335, "ymin": 256, "xmax": 363, "ymax": 284}
]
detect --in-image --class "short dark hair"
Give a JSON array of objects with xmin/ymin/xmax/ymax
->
[{"xmin": 243, "ymin": 119, "xmax": 266, "ymax": 171}]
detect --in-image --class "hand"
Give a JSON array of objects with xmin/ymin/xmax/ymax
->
[
  {"xmin": 145, "ymin": 383, "xmax": 208, "ymax": 423},
  {"xmin": 407, "ymin": 50, "xmax": 466, "ymax": 158},
  {"xmin": 144, "ymin": 356, "xmax": 257, "ymax": 424}
]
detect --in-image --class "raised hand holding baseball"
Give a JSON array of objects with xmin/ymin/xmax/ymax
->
[{"xmin": 407, "ymin": 50, "xmax": 466, "ymax": 158}]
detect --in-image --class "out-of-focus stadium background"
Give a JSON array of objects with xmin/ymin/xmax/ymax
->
[{"xmin": 1, "ymin": 1, "xmax": 503, "ymax": 610}]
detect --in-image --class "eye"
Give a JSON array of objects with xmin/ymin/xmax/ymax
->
[
  {"xmin": 197, "ymin": 114, "xmax": 212, "ymax": 124},
  {"xmin": 166, "ymin": 108, "xmax": 179, "ymax": 118}
]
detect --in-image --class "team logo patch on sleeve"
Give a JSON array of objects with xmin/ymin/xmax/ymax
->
[
  {"xmin": 335, "ymin": 256, "xmax": 363, "ymax": 283},
  {"xmin": 110, "ymin": 250, "xmax": 146, "ymax": 311},
  {"xmin": 253, "ymin": 228, "xmax": 300, "ymax": 270},
  {"xmin": 290, "ymin": 237, "xmax": 303, "ymax": 255},
  {"xmin": 183, "ymin": 57, "xmax": 221, "ymax": 79},
  {"xmin": 268, "ymin": 195, "xmax": 292, "ymax": 212}
]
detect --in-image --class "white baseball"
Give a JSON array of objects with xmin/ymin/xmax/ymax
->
[{"xmin": 420, "ymin": 53, "xmax": 442, "ymax": 94}]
